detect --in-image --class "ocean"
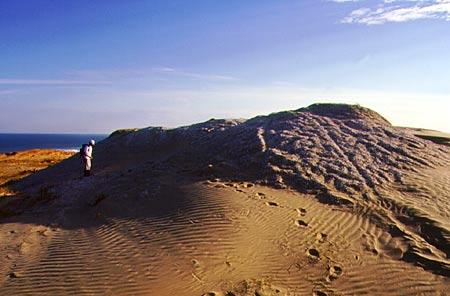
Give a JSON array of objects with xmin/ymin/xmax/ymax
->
[{"xmin": 0, "ymin": 133, "xmax": 108, "ymax": 153}]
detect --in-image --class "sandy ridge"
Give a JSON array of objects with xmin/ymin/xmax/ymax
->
[{"xmin": 1, "ymin": 104, "xmax": 449, "ymax": 295}]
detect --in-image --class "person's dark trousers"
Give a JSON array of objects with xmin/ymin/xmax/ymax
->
[{"xmin": 84, "ymin": 170, "xmax": 91, "ymax": 177}]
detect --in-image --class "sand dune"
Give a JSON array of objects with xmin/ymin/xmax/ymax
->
[{"xmin": 1, "ymin": 104, "xmax": 449, "ymax": 295}]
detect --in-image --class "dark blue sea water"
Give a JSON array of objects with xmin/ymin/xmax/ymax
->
[{"xmin": 0, "ymin": 133, "xmax": 108, "ymax": 153}]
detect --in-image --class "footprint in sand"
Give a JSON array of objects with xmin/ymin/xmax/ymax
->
[
  {"xmin": 296, "ymin": 208, "xmax": 307, "ymax": 216},
  {"xmin": 191, "ymin": 259, "xmax": 200, "ymax": 267},
  {"xmin": 295, "ymin": 220, "xmax": 308, "ymax": 227},
  {"xmin": 202, "ymin": 292, "xmax": 218, "ymax": 296},
  {"xmin": 326, "ymin": 265, "xmax": 343, "ymax": 282},
  {"xmin": 19, "ymin": 242, "xmax": 32, "ymax": 255},
  {"xmin": 8, "ymin": 271, "xmax": 21, "ymax": 279},
  {"xmin": 307, "ymin": 248, "xmax": 320, "ymax": 260},
  {"xmin": 313, "ymin": 291, "xmax": 328, "ymax": 296},
  {"xmin": 257, "ymin": 192, "xmax": 266, "ymax": 199},
  {"xmin": 330, "ymin": 265, "xmax": 342, "ymax": 275},
  {"xmin": 37, "ymin": 228, "xmax": 52, "ymax": 237},
  {"xmin": 266, "ymin": 201, "xmax": 278, "ymax": 207},
  {"xmin": 316, "ymin": 233, "xmax": 327, "ymax": 243}
]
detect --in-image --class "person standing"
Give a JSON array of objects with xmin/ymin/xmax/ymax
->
[{"xmin": 80, "ymin": 139, "xmax": 95, "ymax": 177}]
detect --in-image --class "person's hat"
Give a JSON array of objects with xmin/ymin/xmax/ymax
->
[{"xmin": 89, "ymin": 139, "xmax": 96, "ymax": 146}]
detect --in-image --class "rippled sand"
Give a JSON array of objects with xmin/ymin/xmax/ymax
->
[{"xmin": 1, "ymin": 104, "xmax": 449, "ymax": 295}]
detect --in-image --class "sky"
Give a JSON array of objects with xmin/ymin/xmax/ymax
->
[{"xmin": 0, "ymin": 0, "xmax": 449, "ymax": 133}]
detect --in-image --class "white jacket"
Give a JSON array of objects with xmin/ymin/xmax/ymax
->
[{"xmin": 83, "ymin": 145, "xmax": 93, "ymax": 158}]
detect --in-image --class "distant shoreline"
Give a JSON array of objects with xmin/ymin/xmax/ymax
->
[
  {"xmin": 2, "ymin": 148, "xmax": 80, "ymax": 154},
  {"xmin": 0, "ymin": 133, "xmax": 107, "ymax": 153},
  {"xmin": 1, "ymin": 148, "xmax": 77, "ymax": 155}
]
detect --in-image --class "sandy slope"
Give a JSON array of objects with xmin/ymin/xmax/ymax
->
[
  {"xmin": 399, "ymin": 128, "xmax": 450, "ymax": 147},
  {"xmin": 0, "ymin": 149, "xmax": 73, "ymax": 187},
  {"xmin": 0, "ymin": 104, "xmax": 449, "ymax": 295}
]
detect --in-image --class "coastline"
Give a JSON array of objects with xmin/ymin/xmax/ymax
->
[{"xmin": 0, "ymin": 133, "xmax": 107, "ymax": 153}]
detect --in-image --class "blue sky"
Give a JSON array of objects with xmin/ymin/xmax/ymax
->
[{"xmin": 1, "ymin": 0, "xmax": 449, "ymax": 133}]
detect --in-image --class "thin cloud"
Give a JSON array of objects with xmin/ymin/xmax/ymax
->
[
  {"xmin": 152, "ymin": 67, "xmax": 237, "ymax": 82},
  {"xmin": 329, "ymin": 0, "xmax": 363, "ymax": 2},
  {"xmin": 0, "ymin": 79, "xmax": 110, "ymax": 85},
  {"xmin": 0, "ymin": 89, "xmax": 18, "ymax": 95},
  {"xmin": 68, "ymin": 69, "xmax": 146, "ymax": 80},
  {"xmin": 68, "ymin": 67, "xmax": 238, "ymax": 82},
  {"xmin": 336, "ymin": 0, "xmax": 450, "ymax": 25}
]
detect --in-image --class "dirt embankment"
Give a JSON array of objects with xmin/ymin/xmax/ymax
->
[{"xmin": 0, "ymin": 149, "xmax": 74, "ymax": 192}]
